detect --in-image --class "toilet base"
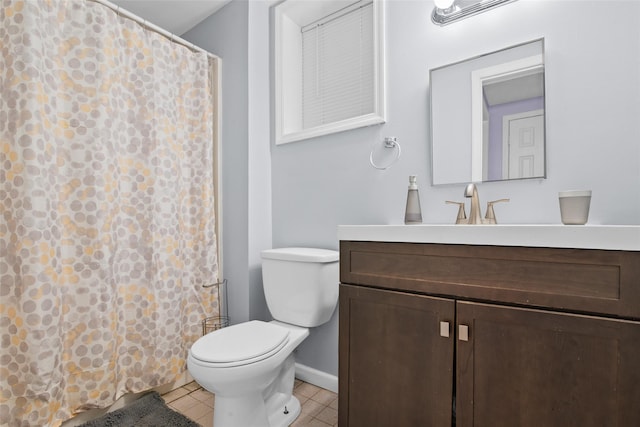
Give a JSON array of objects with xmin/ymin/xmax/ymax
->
[
  {"xmin": 268, "ymin": 395, "xmax": 301, "ymax": 427},
  {"xmin": 212, "ymin": 393, "xmax": 301, "ymax": 427}
]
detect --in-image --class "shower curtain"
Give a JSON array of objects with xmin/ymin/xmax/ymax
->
[{"xmin": 0, "ymin": 1, "xmax": 219, "ymax": 425}]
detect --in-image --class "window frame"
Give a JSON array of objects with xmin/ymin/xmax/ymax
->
[{"xmin": 274, "ymin": 0, "xmax": 386, "ymax": 145}]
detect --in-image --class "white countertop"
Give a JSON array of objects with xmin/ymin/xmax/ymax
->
[{"xmin": 337, "ymin": 224, "xmax": 640, "ymax": 251}]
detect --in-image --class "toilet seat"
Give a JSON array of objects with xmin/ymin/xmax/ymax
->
[{"xmin": 190, "ymin": 320, "xmax": 290, "ymax": 368}]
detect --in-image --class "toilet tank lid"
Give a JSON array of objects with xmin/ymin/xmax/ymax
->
[{"xmin": 261, "ymin": 247, "xmax": 339, "ymax": 263}]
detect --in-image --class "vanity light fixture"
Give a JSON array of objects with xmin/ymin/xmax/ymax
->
[{"xmin": 432, "ymin": 0, "xmax": 518, "ymax": 26}]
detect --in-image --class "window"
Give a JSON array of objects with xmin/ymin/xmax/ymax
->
[{"xmin": 274, "ymin": 0, "xmax": 385, "ymax": 145}]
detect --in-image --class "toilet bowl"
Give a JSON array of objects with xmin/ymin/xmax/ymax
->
[
  {"xmin": 187, "ymin": 247, "xmax": 339, "ymax": 427},
  {"xmin": 188, "ymin": 320, "xmax": 309, "ymax": 427}
]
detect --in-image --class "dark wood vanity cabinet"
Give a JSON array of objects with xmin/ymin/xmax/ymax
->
[
  {"xmin": 339, "ymin": 284, "xmax": 455, "ymax": 426},
  {"xmin": 338, "ymin": 241, "xmax": 640, "ymax": 427}
]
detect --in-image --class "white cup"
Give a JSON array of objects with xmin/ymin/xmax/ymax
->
[{"xmin": 558, "ymin": 190, "xmax": 592, "ymax": 225}]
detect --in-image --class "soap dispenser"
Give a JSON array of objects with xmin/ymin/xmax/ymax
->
[{"xmin": 404, "ymin": 175, "xmax": 423, "ymax": 224}]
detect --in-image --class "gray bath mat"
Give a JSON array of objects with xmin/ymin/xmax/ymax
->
[{"xmin": 78, "ymin": 391, "xmax": 200, "ymax": 427}]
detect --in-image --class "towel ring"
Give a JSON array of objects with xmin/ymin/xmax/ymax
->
[{"xmin": 370, "ymin": 137, "xmax": 402, "ymax": 170}]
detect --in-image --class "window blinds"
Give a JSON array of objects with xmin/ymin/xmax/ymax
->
[{"xmin": 301, "ymin": 1, "xmax": 374, "ymax": 129}]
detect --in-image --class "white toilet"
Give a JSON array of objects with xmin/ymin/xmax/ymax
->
[{"xmin": 187, "ymin": 247, "xmax": 339, "ymax": 427}]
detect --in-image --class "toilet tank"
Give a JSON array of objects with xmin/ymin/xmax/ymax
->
[{"xmin": 261, "ymin": 248, "xmax": 339, "ymax": 328}]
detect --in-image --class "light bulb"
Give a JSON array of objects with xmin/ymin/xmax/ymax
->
[{"xmin": 434, "ymin": 0, "xmax": 455, "ymax": 9}]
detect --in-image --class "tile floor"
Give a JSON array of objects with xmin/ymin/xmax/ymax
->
[{"xmin": 161, "ymin": 379, "xmax": 338, "ymax": 427}]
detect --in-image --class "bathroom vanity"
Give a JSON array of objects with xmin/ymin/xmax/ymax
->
[{"xmin": 337, "ymin": 225, "xmax": 640, "ymax": 427}]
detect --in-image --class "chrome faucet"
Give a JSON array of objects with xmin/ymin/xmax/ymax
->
[{"xmin": 464, "ymin": 183, "xmax": 483, "ymax": 224}]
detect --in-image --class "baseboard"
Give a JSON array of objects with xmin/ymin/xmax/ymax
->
[{"xmin": 295, "ymin": 363, "xmax": 338, "ymax": 394}]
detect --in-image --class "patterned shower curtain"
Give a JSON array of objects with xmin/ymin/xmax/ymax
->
[{"xmin": 0, "ymin": 1, "xmax": 219, "ymax": 425}]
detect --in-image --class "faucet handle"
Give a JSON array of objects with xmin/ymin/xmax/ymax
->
[
  {"xmin": 446, "ymin": 201, "xmax": 467, "ymax": 224},
  {"xmin": 483, "ymin": 199, "xmax": 510, "ymax": 224}
]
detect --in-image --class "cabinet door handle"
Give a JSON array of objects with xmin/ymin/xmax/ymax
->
[
  {"xmin": 440, "ymin": 321, "xmax": 450, "ymax": 338},
  {"xmin": 459, "ymin": 324, "xmax": 469, "ymax": 341}
]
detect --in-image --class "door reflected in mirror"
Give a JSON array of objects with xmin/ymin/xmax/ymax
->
[{"xmin": 430, "ymin": 39, "xmax": 546, "ymax": 185}]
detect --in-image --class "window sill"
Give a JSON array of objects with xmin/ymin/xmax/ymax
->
[{"xmin": 276, "ymin": 113, "xmax": 385, "ymax": 145}]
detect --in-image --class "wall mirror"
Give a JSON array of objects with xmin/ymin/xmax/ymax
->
[{"xmin": 430, "ymin": 39, "xmax": 545, "ymax": 185}]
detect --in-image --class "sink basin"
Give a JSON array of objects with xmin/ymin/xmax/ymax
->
[{"xmin": 337, "ymin": 224, "xmax": 640, "ymax": 251}]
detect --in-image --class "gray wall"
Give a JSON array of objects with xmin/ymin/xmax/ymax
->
[
  {"xmin": 184, "ymin": 0, "xmax": 272, "ymax": 326},
  {"xmin": 247, "ymin": 1, "xmax": 273, "ymax": 322},
  {"xmin": 187, "ymin": 0, "xmax": 640, "ymax": 378}
]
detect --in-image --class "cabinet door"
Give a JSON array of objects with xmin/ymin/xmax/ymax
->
[
  {"xmin": 339, "ymin": 284, "xmax": 455, "ymax": 427},
  {"xmin": 456, "ymin": 301, "xmax": 640, "ymax": 427}
]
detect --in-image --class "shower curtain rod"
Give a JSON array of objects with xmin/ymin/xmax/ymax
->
[{"xmin": 89, "ymin": 0, "xmax": 219, "ymax": 60}]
